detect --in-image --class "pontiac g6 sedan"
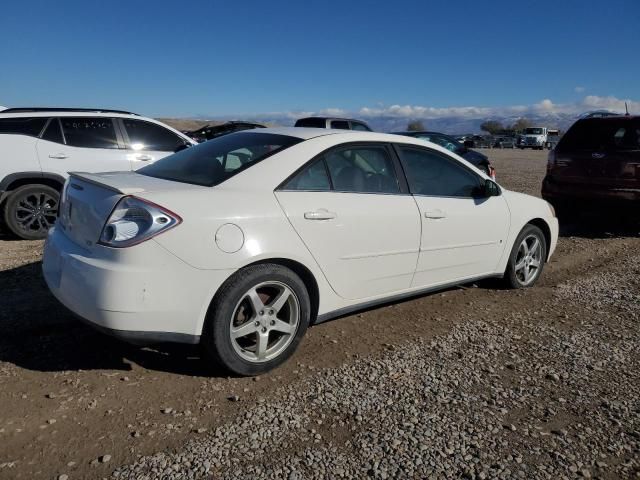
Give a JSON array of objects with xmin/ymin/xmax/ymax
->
[{"xmin": 43, "ymin": 128, "xmax": 558, "ymax": 376}]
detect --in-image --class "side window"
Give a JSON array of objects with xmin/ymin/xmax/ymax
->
[
  {"xmin": 283, "ymin": 159, "xmax": 331, "ymax": 191},
  {"xmin": 398, "ymin": 146, "xmax": 481, "ymax": 197},
  {"xmin": 350, "ymin": 122, "xmax": 370, "ymax": 131},
  {"xmin": 330, "ymin": 120, "xmax": 350, "ymax": 130},
  {"xmin": 41, "ymin": 118, "xmax": 64, "ymax": 144},
  {"xmin": 0, "ymin": 117, "xmax": 47, "ymax": 137},
  {"xmin": 61, "ymin": 117, "xmax": 118, "ymax": 149},
  {"xmin": 325, "ymin": 146, "xmax": 400, "ymax": 194},
  {"xmin": 123, "ymin": 119, "xmax": 185, "ymax": 151}
]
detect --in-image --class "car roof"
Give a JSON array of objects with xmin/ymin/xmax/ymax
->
[
  {"xmin": 245, "ymin": 127, "xmax": 469, "ymax": 147},
  {"xmin": 0, "ymin": 110, "xmax": 143, "ymax": 119},
  {"xmin": 296, "ymin": 116, "xmax": 368, "ymax": 123}
]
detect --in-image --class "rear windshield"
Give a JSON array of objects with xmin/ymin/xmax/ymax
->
[
  {"xmin": 138, "ymin": 132, "xmax": 302, "ymax": 186},
  {"xmin": 558, "ymin": 119, "xmax": 640, "ymax": 152}
]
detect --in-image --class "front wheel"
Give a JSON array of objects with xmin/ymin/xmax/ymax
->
[
  {"xmin": 201, "ymin": 264, "xmax": 311, "ymax": 376},
  {"xmin": 504, "ymin": 224, "xmax": 547, "ymax": 289},
  {"xmin": 3, "ymin": 184, "xmax": 60, "ymax": 240}
]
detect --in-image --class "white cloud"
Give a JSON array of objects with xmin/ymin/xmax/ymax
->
[
  {"xmin": 574, "ymin": 86, "xmax": 586, "ymax": 93},
  {"xmin": 255, "ymin": 95, "xmax": 637, "ymax": 121}
]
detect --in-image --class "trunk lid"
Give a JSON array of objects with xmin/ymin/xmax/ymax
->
[{"xmin": 58, "ymin": 171, "xmax": 198, "ymax": 249}]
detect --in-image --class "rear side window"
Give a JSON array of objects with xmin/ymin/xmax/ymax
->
[
  {"xmin": 283, "ymin": 159, "xmax": 331, "ymax": 191},
  {"xmin": 350, "ymin": 122, "xmax": 371, "ymax": 131},
  {"xmin": 41, "ymin": 119, "xmax": 64, "ymax": 144},
  {"xmin": 61, "ymin": 117, "xmax": 118, "ymax": 149},
  {"xmin": 398, "ymin": 146, "xmax": 481, "ymax": 197},
  {"xmin": 558, "ymin": 119, "xmax": 640, "ymax": 152},
  {"xmin": 0, "ymin": 117, "xmax": 47, "ymax": 137},
  {"xmin": 295, "ymin": 118, "xmax": 327, "ymax": 128},
  {"xmin": 138, "ymin": 132, "xmax": 302, "ymax": 187},
  {"xmin": 325, "ymin": 146, "xmax": 399, "ymax": 193},
  {"xmin": 330, "ymin": 120, "xmax": 350, "ymax": 130},
  {"xmin": 123, "ymin": 119, "xmax": 185, "ymax": 151}
]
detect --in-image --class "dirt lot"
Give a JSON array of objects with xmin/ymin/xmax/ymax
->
[{"xmin": 0, "ymin": 149, "xmax": 638, "ymax": 479}]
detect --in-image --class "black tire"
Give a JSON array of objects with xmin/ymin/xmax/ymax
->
[
  {"xmin": 201, "ymin": 263, "xmax": 311, "ymax": 376},
  {"xmin": 3, "ymin": 184, "xmax": 60, "ymax": 240},
  {"xmin": 504, "ymin": 224, "xmax": 547, "ymax": 289}
]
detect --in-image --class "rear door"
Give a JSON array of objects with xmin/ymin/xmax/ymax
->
[
  {"xmin": 275, "ymin": 143, "xmax": 421, "ymax": 300},
  {"xmin": 37, "ymin": 117, "xmax": 130, "ymax": 176},
  {"xmin": 120, "ymin": 118, "xmax": 189, "ymax": 168}
]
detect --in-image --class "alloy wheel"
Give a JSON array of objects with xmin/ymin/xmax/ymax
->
[
  {"xmin": 229, "ymin": 281, "xmax": 300, "ymax": 363},
  {"xmin": 14, "ymin": 191, "xmax": 58, "ymax": 235},
  {"xmin": 514, "ymin": 234, "xmax": 543, "ymax": 286}
]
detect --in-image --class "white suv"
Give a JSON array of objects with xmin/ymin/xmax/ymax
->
[{"xmin": 0, "ymin": 108, "xmax": 196, "ymax": 239}]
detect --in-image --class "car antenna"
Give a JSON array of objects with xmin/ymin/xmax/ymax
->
[{"xmin": 625, "ymin": 102, "xmax": 630, "ymax": 116}]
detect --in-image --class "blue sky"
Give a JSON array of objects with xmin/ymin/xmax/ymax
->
[{"xmin": 1, "ymin": 0, "xmax": 638, "ymax": 119}]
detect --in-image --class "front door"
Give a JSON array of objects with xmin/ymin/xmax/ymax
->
[
  {"xmin": 119, "ymin": 118, "xmax": 189, "ymax": 169},
  {"xmin": 275, "ymin": 144, "xmax": 421, "ymax": 300},
  {"xmin": 395, "ymin": 145, "xmax": 510, "ymax": 287}
]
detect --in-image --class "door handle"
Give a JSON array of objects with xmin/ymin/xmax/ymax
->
[
  {"xmin": 304, "ymin": 210, "xmax": 337, "ymax": 220},
  {"xmin": 48, "ymin": 153, "xmax": 68, "ymax": 159},
  {"xmin": 424, "ymin": 209, "xmax": 446, "ymax": 219},
  {"xmin": 136, "ymin": 154, "xmax": 153, "ymax": 161}
]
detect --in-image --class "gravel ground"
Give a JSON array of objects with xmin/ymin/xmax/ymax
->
[
  {"xmin": 112, "ymin": 253, "xmax": 640, "ymax": 480},
  {"xmin": 1, "ymin": 149, "xmax": 639, "ymax": 479}
]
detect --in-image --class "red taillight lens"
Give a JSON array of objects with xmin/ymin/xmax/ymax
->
[{"xmin": 99, "ymin": 196, "xmax": 181, "ymax": 248}]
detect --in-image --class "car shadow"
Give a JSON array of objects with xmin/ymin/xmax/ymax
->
[
  {"xmin": 0, "ymin": 261, "xmax": 227, "ymax": 377},
  {"xmin": 559, "ymin": 215, "xmax": 640, "ymax": 239}
]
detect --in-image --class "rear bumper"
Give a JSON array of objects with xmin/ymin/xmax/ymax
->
[
  {"xmin": 42, "ymin": 226, "xmax": 235, "ymax": 345},
  {"xmin": 542, "ymin": 176, "xmax": 640, "ymax": 209}
]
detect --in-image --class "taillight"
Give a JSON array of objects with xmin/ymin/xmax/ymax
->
[
  {"xmin": 99, "ymin": 196, "xmax": 181, "ymax": 248},
  {"xmin": 547, "ymin": 149, "xmax": 556, "ymax": 173},
  {"xmin": 488, "ymin": 166, "xmax": 496, "ymax": 180}
]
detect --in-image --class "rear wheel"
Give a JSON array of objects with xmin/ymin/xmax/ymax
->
[
  {"xmin": 202, "ymin": 264, "xmax": 311, "ymax": 376},
  {"xmin": 504, "ymin": 224, "xmax": 547, "ymax": 289},
  {"xmin": 3, "ymin": 184, "xmax": 60, "ymax": 240}
]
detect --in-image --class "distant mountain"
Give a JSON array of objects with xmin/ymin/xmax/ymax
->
[{"xmin": 240, "ymin": 111, "xmax": 582, "ymax": 135}]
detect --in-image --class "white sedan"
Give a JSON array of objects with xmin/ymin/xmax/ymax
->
[{"xmin": 43, "ymin": 128, "xmax": 558, "ymax": 376}]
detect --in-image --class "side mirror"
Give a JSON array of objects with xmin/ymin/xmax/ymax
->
[{"xmin": 483, "ymin": 179, "xmax": 501, "ymax": 197}]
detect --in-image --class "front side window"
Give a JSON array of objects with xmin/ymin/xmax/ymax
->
[
  {"xmin": 398, "ymin": 146, "xmax": 481, "ymax": 197},
  {"xmin": 325, "ymin": 146, "xmax": 399, "ymax": 193},
  {"xmin": 0, "ymin": 117, "xmax": 48, "ymax": 137},
  {"xmin": 139, "ymin": 132, "xmax": 301, "ymax": 187},
  {"xmin": 60, "ymin": 117, "xmax": 118, "ymax": 149},
  {"xmin": 123, "ymin": 119, "xmax": 185, "ymax": 151}
]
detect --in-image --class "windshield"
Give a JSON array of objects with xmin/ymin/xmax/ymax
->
[
  {"xmin": 138, "ymin": 132, "xmax": 302, "ymax": 186},
  {"xmin": 417, "ymin": 133, "xmax": 464, "ymax": 153},
  {"xmin": 524, "ymin": 128, "xmax": 544, "ymax": 135}
]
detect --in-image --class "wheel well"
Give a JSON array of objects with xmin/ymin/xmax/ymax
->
[
  {"xmin": 528, "ymin": 218, "xmax": 551, "ymax": 258},
  {"xmin": 250, "ymin": 258, "xmax": 320, "ymax": 320},
  {"xmin": 0, "ymin": 177, "xmax": 64, "ymax": 206}
]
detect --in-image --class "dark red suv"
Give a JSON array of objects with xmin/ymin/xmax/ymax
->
[{"xmin": 542, "ymin": 115, "xmax": 640, "ymax": 215}]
